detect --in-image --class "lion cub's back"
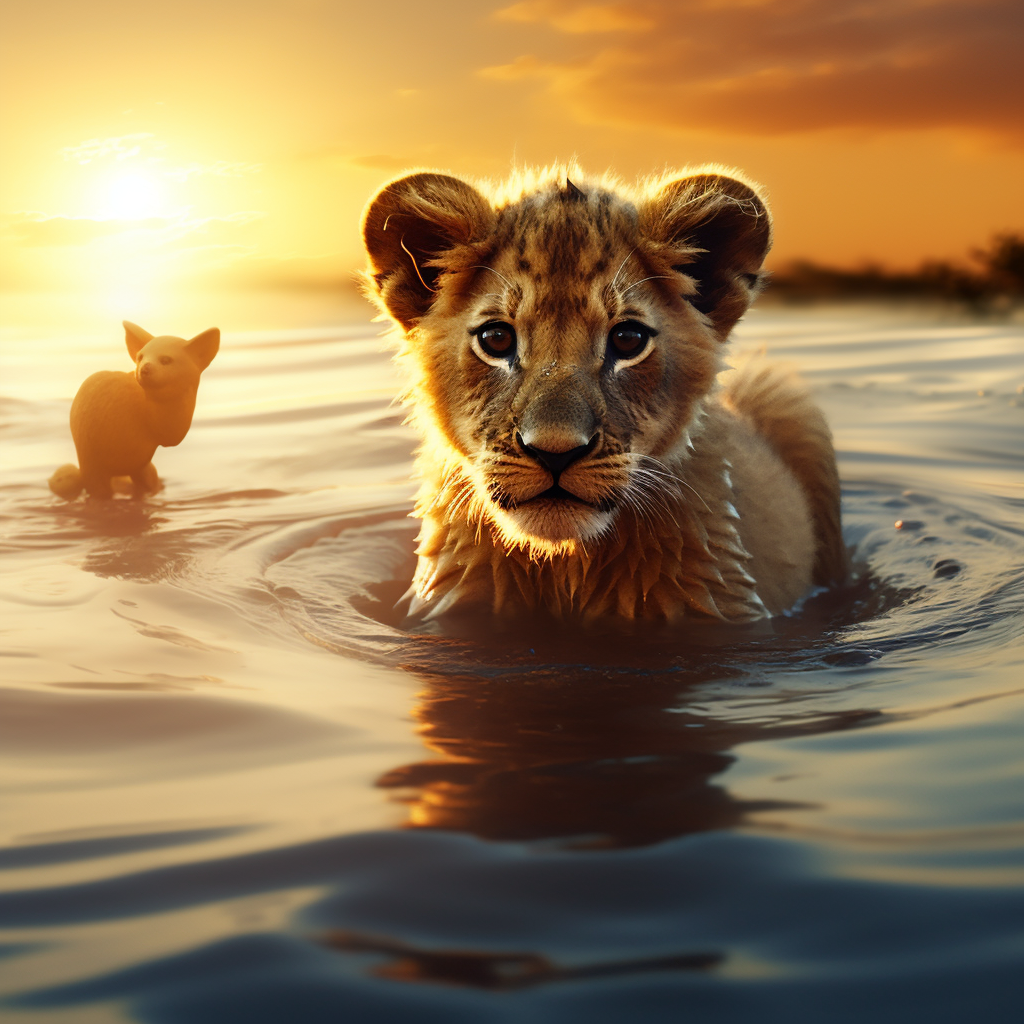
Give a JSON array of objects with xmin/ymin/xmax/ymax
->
[
  {"xmin": 719, "ymin": 358, "xmax": 846, "ymax": 606},
  {"xmin": 718, "ymin": 406, "xmax": 815, "ymax": 614}
]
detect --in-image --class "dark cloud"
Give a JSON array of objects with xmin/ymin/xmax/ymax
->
[{"xmin": 484, "ymin": 0, "xmax": 1024, "ymax": 141}]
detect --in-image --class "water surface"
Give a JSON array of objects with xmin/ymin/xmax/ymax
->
[{"xmin": 1, "ymin": 302, "xmax": 1022, "ymax": 1022}]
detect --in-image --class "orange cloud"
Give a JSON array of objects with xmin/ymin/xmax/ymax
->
[
  {"xmin": 495, "ymin": 1, "xmax": 654, "ymax": 32},
  {"xmin": 485, "ymin": 0, "xmax": 1023, "ymax": 141}
]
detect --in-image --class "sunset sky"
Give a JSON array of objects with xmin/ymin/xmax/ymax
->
[{"xmin": 2, "ymin": 0, "xmax": 1022, "ymax": 312}]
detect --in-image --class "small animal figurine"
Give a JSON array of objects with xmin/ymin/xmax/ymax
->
[{"xmin": 48, "ymin": 321, "xmax": 220, "ymax": 500}]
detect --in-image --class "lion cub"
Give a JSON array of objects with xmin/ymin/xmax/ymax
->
[{"xmin": 363, "ymin": 167, "xmax": 845, "ymax": 623}]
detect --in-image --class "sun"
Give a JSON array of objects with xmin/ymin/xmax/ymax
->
[{"xmin": 102, "ymin": 170, "xmax": 166, "ymax": 219}]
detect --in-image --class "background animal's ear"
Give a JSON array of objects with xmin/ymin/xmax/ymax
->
[
  {"xmin": 363, "ymin": 172, "xmax": 494, "ymax": 329},
  {"xmin": 186, "ymin": 328, "xmax": 220, "ymax": 371},
  {"xmin": 123, "ymin": 321, "xmax": 153, "ymax": 360},
  {"xmin": 641, "ymin": 173, "xmax": 771, "ymax": 338}
]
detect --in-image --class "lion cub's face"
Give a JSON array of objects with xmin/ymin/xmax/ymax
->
[
  {"xmin": 411, "ymin": 207, "xmax": 720, "ymax": 553},
  {"xmin": 364, "ymin": 171, "xmax": 770, "ymax": 556}
]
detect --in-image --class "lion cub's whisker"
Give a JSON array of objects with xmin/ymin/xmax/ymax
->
[
  {"xmin": 619, "ymin": 275, "xmax": 674, "ymax": 298},
  {"xmin": 609, "ymin": 246, "xmax": 638, "ymax": 293},
  {"xmin": 399, "ymin": 236, "xmax": 438, "ymax": 293},
  {"xmin": 633, "ymin": 460, "xmax": 710, "ymax": 515},
  {"xmin": 470, "ymin": 265, "xmax": 516, "ymax": 292},
  {"xmin": 626, "ymin": 475, "xmax": 680, "ymax": 525}
]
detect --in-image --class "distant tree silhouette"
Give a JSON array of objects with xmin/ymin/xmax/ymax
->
[
  {"xmin": 769, "ymin": 233, "xmax": 1024, "ymax": 309},
  {"xmin": 978, "ymin": 233, "xmax": 1024, "ymax": 294}
]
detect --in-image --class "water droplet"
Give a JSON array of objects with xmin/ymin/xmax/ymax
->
[{"xmin": 894, "ymin": 519, "xmax": 924, "ymax": 531}]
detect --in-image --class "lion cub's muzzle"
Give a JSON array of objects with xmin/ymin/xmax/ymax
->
[
  {"xmin": 514, "ymin": 430, "xmax": 602, "ymax": 507},
  {"xmin": 481, "ymin": 374, "xmax": 624, "ymax": 541},
  {"xmin": 511, "ymin": 370, "xmax": 604, "ymax": 493},
  {"xmin": 516, "ymin": 430, "xmax": 599, "ymax": 478}
]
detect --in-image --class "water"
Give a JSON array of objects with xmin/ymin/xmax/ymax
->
[{"xmin": 1, "ymin": 302, "xmax": 1022, "ymax": 1022}]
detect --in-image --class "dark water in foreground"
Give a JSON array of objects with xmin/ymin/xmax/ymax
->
[{"xmin": 1, "ymin": 305, "xmax": 1022, "ymax": 1022}]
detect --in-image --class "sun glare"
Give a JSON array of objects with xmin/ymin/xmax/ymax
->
[{"xmin": 102, "ymin": 171, "xmax": 165, "ymax": 219}]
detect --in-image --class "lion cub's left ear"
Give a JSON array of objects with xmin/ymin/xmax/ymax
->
[
  {"xmin": 641, "ymin": 172, "xmax": 771, "ymax": 338},
  {"xmin": 363, "ymin": 172, "xmax": 495, "ymax": 330}
]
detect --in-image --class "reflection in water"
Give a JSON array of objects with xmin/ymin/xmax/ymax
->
[
  {"xmin": 323, "ymin": 927, "xmax": 721, "ymax": 989},
  {"xmin": 378, "ymin": 657, "xmax": 882, "ymax": 849},
  {"xmin": 329, "ymin": 638, "xmax": 884, "ymax": 990}
]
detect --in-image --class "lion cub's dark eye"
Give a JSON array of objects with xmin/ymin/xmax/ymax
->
[
  {"xmin": 607, "ymin": 321, "xmax": 652, "ymax": 361},
  {"xmin": 159, "ymin": 355, "xmax": 173, "ymax": 365},
  {"xmin": 474, "ymin": 321, "xmax": 517, "ymax": 359}
]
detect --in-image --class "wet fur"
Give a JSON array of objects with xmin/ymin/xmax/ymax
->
[{"xmin": 362, "ymin": 165, "xmax": 845, "ymax": 622}]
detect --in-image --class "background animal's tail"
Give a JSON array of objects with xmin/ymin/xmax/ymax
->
[
  {"xmin": 721, "ymin": 359, "xmax": 847, "ymax": 586},
  {"xmin": 48, "ymin": 464, "xmax": 83, "ymax": 500}
]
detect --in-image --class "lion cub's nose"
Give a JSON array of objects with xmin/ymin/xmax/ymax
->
[{"xmin": 517, "ymin": 431, "xmax": 598, "ymax": 477}]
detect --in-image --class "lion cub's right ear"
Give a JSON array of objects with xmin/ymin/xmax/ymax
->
[
  {"xmin": 362, "ymin": 173, "xmax": 494, "ymax": 330},
  {"xmin": 641, "ymin": 173, "xmax": 771, "ymax": 339}
]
